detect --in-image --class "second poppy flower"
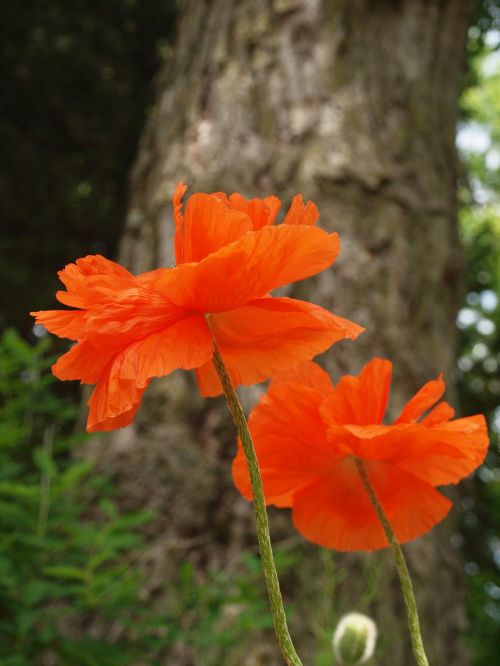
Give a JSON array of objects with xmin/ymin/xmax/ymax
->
[{"xmin": 232, "ymin": 359, "xmax": 488, "ymax": 551}]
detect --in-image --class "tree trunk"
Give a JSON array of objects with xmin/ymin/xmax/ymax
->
[{"xmin": 91, "ymin": 1, "xmax": 475, "ymax": 664}]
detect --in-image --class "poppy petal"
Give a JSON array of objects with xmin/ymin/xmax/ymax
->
[
  {"xmin": 420, "ymin": 401, "xmax": 455, "ymax": 426},
  {"xmin": 197, "ymin": 297, "xmax": 363, "ymax": 396},
  {"xmin": 59, "ymin": 254, "xmax": 133, "ymax": 287},
  {"xmin": 125, "ymin": 314, "xmax": 213, "ymax": 386},
  {"xmin": 30, "ymin": 309, "xmax": 87, "ymax": 340},
  {"xmin": 86, "ymin": 365, "xmax": 148, "ymax": 432},
  {"xmin": 87, "ymin": 404, "xmax": 143, "ymax": 432},
  {"xmin": 135, "ymin": 267, "xmax": 171, "ymax": 288},
  {"xmin": 54, "ymin": 312, "xmax": 211, "ymax": 386},
  {"xmin": 55, "ymin": 255, "xmax": 136, "ymax": 308},
  {"xmin": 270, "ymin": 360, "xmax": 334, "ymax": 394},
  {"xmin": 194, "ymin": 361, "xmax": 220, "ymax": 397},
  {"xmin": 85, "ymin": 314, "xmax": 212, "ymax": 432},
  {"xmin": 195, "ymin": 344, "xmax": 338, "ymax": 398},
  {"xmin": 232, "ymin": 377, "xmax": 338, "ymax": 507},
  {"xmin": 392, "ymin": 417, "xmax": 488, "ymax": 486},
  {"xmin": 282, "ymin": 194, "xmax": 319, "ymax": 226},
  {"xmin": 84, "ymin": 299, "xmax": 191, "ymax": 351},
  {"xmin": 292, "ymin": 459, "xmax": 451, "ymax": 551},
  {"xmin": 154, "ymin": 224, "xmax": 342, "ymax": 313},
  {"xmin": 178, "ymin": 193, "xmax": 252, "ymax": 263},
  {"xmin": 394, "ymin": 374, "xmax": 445, "ymax": 424},
  {"xmin": 228, "ymin": 193, "xmax": 281, "ymax": 230},
  {"xmin": 348, "ymin": 414, "xmax": 488, "ymax": 486},
  {"xmin": 320, "ymin": 358, "xmax": 392, "ymax": 426},
  {"xmin": 52, "ymin": 340, "xmax": 115, "ymax": 384},
  {"xmin": 58, "ymin": 255, "xmax": 133, "ymax": 293}
]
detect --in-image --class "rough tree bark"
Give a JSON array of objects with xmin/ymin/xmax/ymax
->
[{"xmin": 90, "ymin": 1, "xmax": 475, "ymax": 664}]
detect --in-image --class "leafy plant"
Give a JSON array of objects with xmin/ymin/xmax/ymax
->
[
  {"xmin": 458, "ymin": 26, "xmax": 500, "ymax": 666},
  {"xmin": 0, "ymin": 329, "xmax": 153, "ymax": 664}
]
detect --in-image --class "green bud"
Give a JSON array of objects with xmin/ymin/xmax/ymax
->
[{"xmin": 332, "ymin": 612, "xmax": 377, "ymax": 664}]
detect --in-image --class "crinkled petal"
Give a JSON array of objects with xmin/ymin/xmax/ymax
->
[
  {"xmin": 56, "ymin": 255, "xmax": 137, "ymax": 308},
  {"xmin": 59, "ymin": 254, "xmax": 132, "ymax": 288},
  {"xmin": 282, "ymin": 194, "xmax": 319, "ymax": 226},
  {"xmin": 228, "ymin": 193, "xmax": 281, "ymax": 230},
  {"xmin": 124, "ymin": 314, "xmax": 213, "ymax": 386},
  {"xmin": 86, "ymin": 359, "xmax": 148, "ymax": 432},
  {"xmin": 292, "ymin": 459, "xmax": 451, "ymax": 551},
  {"xmin": 232, "ymin": 377, "xmax": 338, "ymax": 507},
  {"xmin": 52, "ymin": 340, "xmax": 115, "ymax": 384},
  {"xmin": 194, "ymin": 361, "xmax": 220, "ymax": 398},
  {"xmin": 269, "ymin": 360, "xmax": 334, "ymax": 394},
  {"xmin": 386, "ymin": 417, "xmax": 488, "ymax": 486},
  {"xmin": 394, "ymin": 374, "xmax": 445, "ymax": 424},
  {"xmin": 177, "ymin": 192, "xmax": 252, "ymax": 263},
  {"xmin": 53, "ymin": 310, "xmax": 211, "ymax": 386},
  {"xmin": 421, "ymin": 401, "xmax": 455, "ymax": 426},
  {"xmin": 320, "ymin": 358, "xmax": 392, "ymax": 426},
  {"xmin": 84, "ymin": 299, "xmax": 191, "ymax": 351},
  {"xmin": 85, "ymin": 314, "xmax": 212, "ymax": 432},
  {"xmin": 154, "ymin": 224, "xmax": 341, "ymax": 313},
  {"xmin": 87, "ymin": 381, "xmax": 147, "ymax": 432},
  {"xmin": 323, "ymin": 423, "xmax": 387, "ymax": 459},
  {"xmin": 347, "ymin": 414, "xmax": 488, "ymax": 486},
  {"xmin": 135, "ymin": 267, "xmax": 171, "ymax": 288},
  {"xmin": 58, "ymin": 254, "xmax": 133, "ymax": 291},
  {"xmin": 30, "ymin": 309, "xmax": 87, "ymax": 340},
  {"xmin": 197, "ymin": 297, "xmax": 363, "ymax": 396},
  {"xmin": 341, "ymin": 424, "xmax": 393, "ymax": 439}
]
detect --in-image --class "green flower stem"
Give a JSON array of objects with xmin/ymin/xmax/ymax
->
[
  {"xmin": 354, "ymin": 458, "xmax": 430, "ymax": 666},
  {"xmin": 211, "ymin": 338, "xmax": 303, "ymax": 666}
]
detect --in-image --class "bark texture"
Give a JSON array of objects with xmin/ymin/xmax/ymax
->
[{"xmin": 90, "ymin": 1, "xmax": 475, "ymax": 664}]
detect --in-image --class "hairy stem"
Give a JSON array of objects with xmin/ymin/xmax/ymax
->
[
  {"xmin": 211, "ymin": 338, "xmax": 303, "ymax": 666},
  {"xmin": 355, "ymin": 458, "xmax": 430, "ymax": 666}
]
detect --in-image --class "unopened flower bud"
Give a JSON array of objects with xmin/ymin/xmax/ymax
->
[{"xmin": 332, "ymin": 612, "xmax": 377, "ymax": 664}]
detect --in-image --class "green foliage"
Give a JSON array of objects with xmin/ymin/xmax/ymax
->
[
  {"xmin": 144, "ymin": 555, "xmax": 278, "ymax": 663},
  {"xmin": 458, "ymin": 204, "xmax": 500, "ymax": 411},
  {"xmin": 458, "ymin": 22, "xmax": 500, "ymax": 666},
  {"xmin": 0, "ymin": 329, "xmax": 155, "ymax": 663},
  {"xmin": 461, "ymin": 45, "xmax": 500, "ymax": 192}
]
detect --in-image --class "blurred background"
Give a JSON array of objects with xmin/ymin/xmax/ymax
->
[{"xmin": 0, "ymin": 1, "xmax": 499, "ymax": 664}]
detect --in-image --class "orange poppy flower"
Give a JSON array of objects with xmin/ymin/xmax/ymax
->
[
  {"xmin": 232, "ymin": 359, "xmax": 489, "ymax": 551},
  {"xmin": 31, "ymin": 184, "xmax": 363, "ymax": 432}
]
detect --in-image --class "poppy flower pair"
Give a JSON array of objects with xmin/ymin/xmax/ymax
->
[
  {"xmin": 32, "ymin": 184, "xmax": 489, "ymax": 551},
  {"xmin": 31, "ymin": 184, "xmax": 362, "ymax": 432}
]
